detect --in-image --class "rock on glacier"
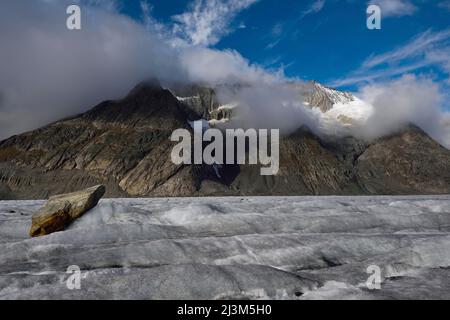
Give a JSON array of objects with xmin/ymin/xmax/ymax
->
[{"xmin": 29, "ymin": 185, "xmax": 105, "ymax": 237}]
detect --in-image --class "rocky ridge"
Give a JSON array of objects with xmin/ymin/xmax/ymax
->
[{"xmin": 0, "ymin": 82, "xmax": 449, "ymax": 199}]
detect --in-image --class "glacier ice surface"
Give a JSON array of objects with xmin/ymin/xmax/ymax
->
[{"xmin": 0, "ymin": 196, "xmax": 449, "ymax": 300}]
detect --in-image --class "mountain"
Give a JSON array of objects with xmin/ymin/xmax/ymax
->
[
  {"xmin": 302, "ymin": 81, "xmax": 355, "ymax": 112},
  {"xmin": 172, "ymin": 81, "xmax": 374, "ymax": 130},
  {"xmin": 0, "ymin": 82, "xmax": 449, "ymax": 199}
]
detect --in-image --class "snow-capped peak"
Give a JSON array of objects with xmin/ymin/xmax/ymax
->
[
  {"xmin": 305, "ymin": 81, "xmax": 355, "ymax": 112},
  {"xmin": 305, "ymin": 82, "xmax": 374, "ymax": 135}
]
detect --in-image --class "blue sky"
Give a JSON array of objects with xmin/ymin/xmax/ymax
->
[{"xmin": 113, "ymin": 0, "xmax": 450, "ymax": 94}]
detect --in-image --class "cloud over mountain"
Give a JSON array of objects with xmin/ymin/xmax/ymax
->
[
  {"xmin": 356, "ymin": 75, "xmax": 450, "ymax": 147},
  {"xmin": 0, "ymin": 0, "xmax": 263, "ymax": 139},
  {"xmin": 0, "ymin": 0, "xmax": 449, "ymax": 149}
]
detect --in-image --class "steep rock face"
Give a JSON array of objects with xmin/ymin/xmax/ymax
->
[
  {"xmin": 0, "ymin": 183, "xmax": 13, "ymax": 199},
  {"xmin": 171, "ymin": 85, "xmax": 219, "ymax": 120},
  {"xmin": 304, "ymin": 81, "xmax": 355, "ymax": 113},
  {"xmin": 290, "ymin": 81, "xmax": 355, "ymax": 113},
  {"xmin": 0, "ymin": 83, "xmax": 192, "ymax": 199},
  {"xmin": 0, "ymin": 83, "xmax": 449, "ymax": 199},
  {"xmin": 225, "ymin": 128, "xmax": 357, "ymax": 196},
  {"xmin": 356, "ymin": 126, "xmax": 450, "ymax": 194},
  {"xmin": 84, "ymin": 82, "xmax": 187, "ymax": 129},
  {"xmin": 171, "ymin": 84, "xmax": 239, "ymax": 124},
  {"xmin": 0, "ymin": 162, "xmax": 122, "ymax": 199}
]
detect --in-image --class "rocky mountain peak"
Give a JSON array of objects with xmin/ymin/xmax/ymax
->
[
  {"xmin": 83, "ymin": 81, "xmax": 186, "ymax": 130},
  {"xmin": 0, "ymin": 82, "xmax": 449, "ymax": 199},
  {"xmin": 126, "ymin": 80, "xmax": 164, "ymax": 97},
  {"xmin": 304, "ymin": 81, "xmax": 355, "ymax": 112},
  {"xmin": 170, "ymin": 84, "xmax": 237, "ymax": 125}
]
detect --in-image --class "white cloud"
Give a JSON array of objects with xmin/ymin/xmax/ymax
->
[
  {"xmin": 331, "ymin": 28, "xmax": 450, "ymax": 87},
  {"xmin": 264, "ymin": 0, "xmax": 325, "ymax": 50},
  {"xmin": 356, "ymin": 75, "xmax": 450, "ymax": 148},
  {"xmin": 0, "ymin": 0, "xmax": 183, "ymax": 139},
  {"xmin": 0, "ymin": 0, "xmax": 275, "ymax": 139},
  {"xmin": 362, "ymin": 29, "xmax": 450, "ymax": 69},
  {"xmin": 265, "ymin": 0, "xmax": 326, "ymax": 50},
  {"xmin": 426, "ymin": 47, "xmax": 450, "ymax": 78},
  {"xmin": 330, "ymin": 28, "xmax": 450, "ymax": 148},
  {"xmin": 368, "ymin": 0, "xmax": 417, "ymax": 17},
  {"xmin": 171, "ymin": 0, "xmax": 258, "ymax": 47},
  {"xmin": 301, "ymin": 0, "xmax": 326, "ymax": 19},
  {"xmin": 179, "ymin": 47, "xmax": 280, "ymax": 85},
  {"xmin": 1, "ymin": 0, "xmax": 449, "ymax": 150},
  {"xmin": 331, "ymin": 62, "xmax": 429, "ymax": 87}
]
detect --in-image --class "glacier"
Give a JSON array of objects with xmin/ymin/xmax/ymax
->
[{"xmin": 0, "ymin": 196, "xmax": 449, "ymax": 300}]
